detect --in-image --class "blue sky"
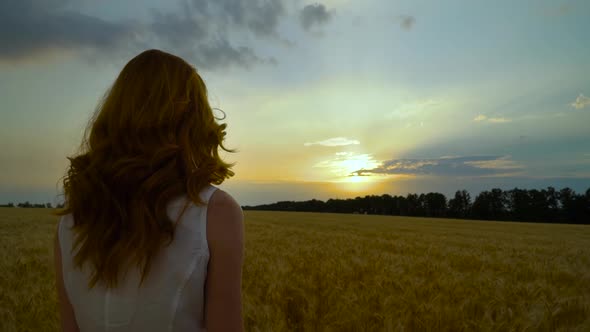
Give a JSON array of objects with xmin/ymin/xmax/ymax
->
[{"xmin": 1, "ymin": 0, "xmax": 589, "ymax": 205}]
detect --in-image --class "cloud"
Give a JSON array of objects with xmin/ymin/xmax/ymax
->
[
  {"xmin": 570, "ymin": 93, "xmax": 590, "ymax": 110},
  {"xmin": 473, "ymin": 114, "xmax": 512, "ymax": 123},
  {"xmin": 194, "ymin": 39, "xmax": 276, "ymax": 69},
  {"xmin": 385, "ymin": 99, "xmax": 438, "ymax": 120},
  {"xmin": 488, "ymin": 117, "xmax": 511, "ymax": 123},
  {"xmin": 397, "ymin": 15, "xmax": 416, "ymax": 30},
  {"xmin": 300, "ymin": 3, "xmax": 333, "ymax": 31},
  {"xmin": 0, "ymin": 0, "xmax": 136, "ymax": 62},
  {"xmin": 304, "ymin": 137, "xmax": 360, "ymax": 147},
  {"xmin": 188, "ymin": 0, "xmax": 285, "ymax": 38},
  {"xmin": 314, "ymin": 153, "xmax": 380, "ymax": 177},
  {"xmin": 353, "ymin": 155, "xmax": 523, "ymax": 177},
  {"xmin": 0, "ymin": 0, "xmax": 284, "ymax": 69},
  {"xmin": 463, "ymin": 157, "xmax": 523, "ymax": 170}
]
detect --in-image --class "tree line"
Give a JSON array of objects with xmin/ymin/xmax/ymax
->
[
  {"xmin": 0, "ymin": 202, "xmax": 65, "ymax": 208},
  {"xmin": 243, "ymin": 187, "xmax": 590, "ymax": 224}
]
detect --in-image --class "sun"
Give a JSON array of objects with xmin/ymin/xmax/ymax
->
[
  {"xmin": 311, "ymin": 152, "xmax": 383, "ymax": 192},
  {"xmin": 334, "ymin": 173, "xmax": 381, "ymax": 192},
  {"xmin": 345, "ymin": 174, "xmax": 367, "ymax": 183}
]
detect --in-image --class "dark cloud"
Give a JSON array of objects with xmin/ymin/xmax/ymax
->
[
  {"xmin": 150, "ymin": 10, "xmax": 209, "ymax": 48},
  {"xmin": 194, "ymin": 39, "xmax": 277, "ymax": 69},
  {"xmin": 0, "ymin": 0, "xmax": 285, "ymax": 69},
  {"xmin": 148, "ymin": 0, "xmax": 283, "ymax": 69},
  {"xmin": 300, "ymin": 4, "xmax": 333, "ymax": 31},
  {"xmin": 397, "ymin": 15, "xmax": 415, "ymax": 30},
  {"xmin": 353, "ymin": 156, "xmax": 523, "ymax": 177},
  {"xmin": 0, "ymin": 0, "xmax": 135, "ymax": 61},
  {"xmin": 189, "ymin": 0, "xmax": 285, "ymax": 37}
]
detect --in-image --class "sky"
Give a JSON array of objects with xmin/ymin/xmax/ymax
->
[{"xmin": 1, "ymin": 0, "xmax": 589, "ymax": 206}]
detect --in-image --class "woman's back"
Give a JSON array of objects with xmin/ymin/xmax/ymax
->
[
  {"xmin": 58, "ymin": 185, "xmax": 217, "ymax": 331},
  {"xmin": 54, "ymin": 49, "xmax": 243, "ymax": 331}
]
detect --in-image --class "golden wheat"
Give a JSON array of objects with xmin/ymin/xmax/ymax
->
[{"xmin": 1, "ymin": 208, "xmax": 589, "ymax": 331}]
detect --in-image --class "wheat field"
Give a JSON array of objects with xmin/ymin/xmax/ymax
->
[{"xmin": 1, "ymin": 208, "xmax": 589, "ymax": 331}]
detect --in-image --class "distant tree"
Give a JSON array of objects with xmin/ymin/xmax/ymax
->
[
  {"xmin": 506, "ymin": 188, "xmax": 530, "ymax": 221},
  {"xmin": 243, "ymin": 186, "xmax": 588, "ymax": 224},
  {"xmin": 365, "ymin": 195, "xmax": 379, "ymax": 214},
  {"xmin": 472, "ymin": 189, "xmax": 508, "ymax": 220},
  {"xmin": 46, "ymin": 203, "xmax": 53, "ymax": 209},
  {"xmin": 405, "ymin": 194, "xmax": 420, "ymax": 216},
  {"xmin": 551, "ymin": 187, "xmax": 590, "ymax": 224},
  {"xmin": 18, "ymin": 201, "xmax": 32, "ymax": 208},
  {"xmin": 559, "ymin": 187, "xmax": 577, "ymax": 222},
  {"xmin": 377, "ymin": 194, "xmax": 394, "ymax": 215},
  {"xmin": 391, "ymin": 196, "xmax": 402, "ymax": 215},
  {"xmin": 490, "ymin": 188, "xmax": 508, "ymax": 219},
  {"xmin": 529, "ymin": 189, "xmax": 553, "ymax": 222},
  {"xmin": 423, "ymin": 192, "xmax": 447, "ymax": 217},
  {"xmin": 472, "ymin": 191, "xmax": 491, "ymax": 219},
  {"xmin": 395, "ymin": 196, "xmax": 408, "ymax": 216},
  {"xmin": 505, "ymin": 187, "xmax": 560, "ymax": 222},
  {"xmin": 571, "ymin": 191, "xmax": 589, "ymax": 224},
  {"xmin": 448, "ymin": 190, "xmax": 471, "ymax": 218},
  {"xmin": 544, "ymin": 187, "xmax": 560, "ymax": 221},
  {"xmin": 417, "ymin": 194, "xmax": 427, "ymax": 216},
  {"xmin": 7, "ymin": 202, "xmax": 14, "ymax": 208}
]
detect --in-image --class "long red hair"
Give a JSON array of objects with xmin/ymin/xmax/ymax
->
[{"xmin": 57, "ymin": 49, "xmax": 234, "ymax": 288}]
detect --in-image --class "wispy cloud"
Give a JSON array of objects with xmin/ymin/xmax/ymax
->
[
  {"xmin": 385, "ymin": 99, "xmax": 438, "ymax": 120},
  {"xmin": 300, "ymin": 3, "xmax": 333, "ymax": 31},
  {"xmin": 463, "ymin": 157, "xmax": 522, "ymax": 170},
  {"xmin": 353, "ymin": 155, "xmax": 523, "ymax": 177},
  {"xmin": 304, "ymin": 137, "xmax": 360, "ymax": 147},
  {"xmin": 473, "ymin": 114, "xmax": 512, "ymax": 123},
  {"xmin": 570, "ymin": 94, "xmax": 590, "ymax": 110},
  {"xmin": 488, "ymin": 117, "xmax": 512, "ymax": 123}
]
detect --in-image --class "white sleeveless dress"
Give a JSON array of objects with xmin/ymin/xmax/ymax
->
[{"xmin": 58, "ymin": 185, "xmax": 218, "ymax": 332}]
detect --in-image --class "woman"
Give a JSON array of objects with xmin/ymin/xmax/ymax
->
[{"xmin": 54, "ymin": 49, "xmax": 244, "ymax": 332}]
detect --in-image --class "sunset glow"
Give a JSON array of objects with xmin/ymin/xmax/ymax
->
[{"xmin": 1, "ymin": 1, "xmax": 589, "ymax": 205}]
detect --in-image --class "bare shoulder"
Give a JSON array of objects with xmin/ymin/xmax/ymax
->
[
  {"xmin": 208, "ymin": 189, "xmax": 243, "ymax": 224},
  {"xmin": 207, "ymin": 189, "xmax": 244, "ymax": 248},
  {"xmin": 204, "ymin": 189, "xmax": 245, "ymax": 330},
  {"xmin": 209, "ymin": 189, "xmax": 241, "ymax": 211}
]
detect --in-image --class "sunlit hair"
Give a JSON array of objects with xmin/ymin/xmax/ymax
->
[{"xmin": 57, "ymin": 49, "xmax": 234, "ymax": 288}]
